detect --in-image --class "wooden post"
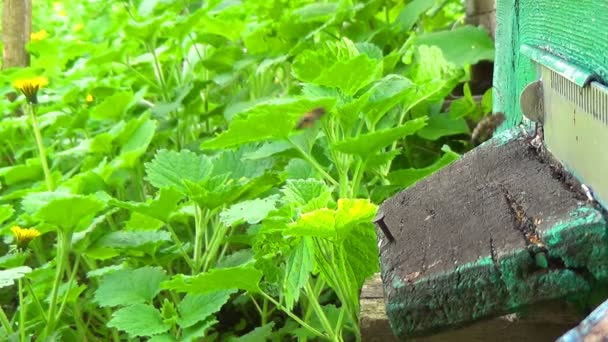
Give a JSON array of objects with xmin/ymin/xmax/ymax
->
[
  {"xmin": 2, "ymin": 0, "xmax": 32, "ymax": 69},
  {"xmin": 465, "ymin": 0, "xmax": 496, "ymax": 94}
]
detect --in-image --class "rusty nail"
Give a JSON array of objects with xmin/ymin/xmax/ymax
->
[{"xmin": 374, "ymin": 211, "xmax": 395, "ymax": 242}]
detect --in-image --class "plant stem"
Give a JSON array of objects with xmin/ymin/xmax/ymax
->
[
  {"xmin": 45, "ymin": 230, "xmax": 71, "ymax": 337},
  {"xmin": 0, "ymin": 305, "xmax": 12, "ymax": 336},
  {"xmin": 201, "ymin": 219, "xmax": 228, "ymax": 273},
  {"xmin": 259, "ymin": 291, "xmax": 327, "ymax": 340},
  {"xmin": 166, "ymin": 223, "xmax": 196, "ymax": 270},
  {"xmin": 261, "ymin": 297, "xmax": 268, "ymax": 326},
  {"xmin": 288, "ymin": 138, "xmax": 338, "ymax": 186},
  {"xmin": 55, "ymin": 255, "xmax": 81, "ymax": 323},
  {"xmin": 25, "ymin": 280, "xmax": 47, "ymax": 323},
  {"xmin": 305, "ymin": 283, "xmax": 338, "ymax": 341},
  {"xmin": 28, "ymin": 104, "xmax": 54, "ymax": 191},
  {"xmin": 192, "ymin": 205, "xmax": 207, "ymax": 273},
  {"xmin": 18, "ymin": 279, "xmax": 26, "ymax": 342}
]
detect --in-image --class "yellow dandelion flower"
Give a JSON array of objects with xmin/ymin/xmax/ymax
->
[
  {"xmin": 11, "ymin": 226, "xmax": 41, "ymax": 249},
  {"xmin": 86, "ymin": 94, "xmax": 94, "ymax": 102},
  {"xmin": 73, "ymin": 23, "xmax": 84, "ymax": 32},
  {"xmin": 13, "ymin": 76, "xmax": 48, "ymax": 104},
  {"xmin": 30, "ymin": 30, "xmax": 49, "ymax": 41},
  {"xmin": 58, "ymin": 10, "xmax": 67, "ymax": 17}
]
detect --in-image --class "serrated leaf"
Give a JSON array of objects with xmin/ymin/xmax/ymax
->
[
  {"xmin": 333, "ymin": 117, "xmax": 428, "ymax": 157},
  {"xmin": 95, "ymin": 266, "xmax": 167, "ymax": 307},
  {"xmin": 343, "ymin": 223, "xmax": 379, "ymax": 290},
  {"xmin": 281, "ymin": 179, "xmax": 332, "ymax": 212},
  {"xmin": 145, "ymin": 150, "xmax": 213, "ymax": 193},
  {"xmin": 33, "ymin": 194, "xmax": 105, "ymax": 232},
  {"xmin": 284, "ymin": 238, "xmax": 314, "ymax": 310},
  {"xmin": 288, "ymin": 209, "xmax": 336, "ymax": 240},
  {"xmin": 220, "ymin": 195, "xmax": 279, "ymax": 227},
  {"xmin": 111, "ymin": 188, "xmax": 182, "ymax": 222},
  {"xmin": 0, "ymin": 266, "xmax": 32, "ymax": 288},
  {"xmin": 335, "ymin": 199, "xmax": 377, "ymax": 238},
  {"xmin": 201, "ymin": 97, "xmax": 335, "ymax": 149},
  {"xmin": 293, "ymin": 38, "xmax": 382, "ymax": 96},
  {"xmin": 229, "ymin": 322, "xmax": 275, "ymax": 342},
  {"xmin": 162, "ymin": 266, "xmax": 262, "ymax": 294},
  {"xmin": 416, "ymin": 26, "xmax": 494, "ymax": 66},
  {"xmin": 108, "ymin": 304, "xmax": 170, "ymax": 337},
  {"xmin": 178, "ymin": 290, "xmax": 235, "ymax": 328},
  {"xmin": 408, "ymin": 45, "xmax": 464, "ymax": 102}
]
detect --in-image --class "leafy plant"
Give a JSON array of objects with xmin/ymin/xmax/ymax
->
[{"xmin": 0, "ymin": 0, "xmax": 493, "ymax": 340}]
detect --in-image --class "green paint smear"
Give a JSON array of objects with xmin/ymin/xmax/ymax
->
[{"xmin": 385, "ymin": 205, "xmax": 608, "ymax": 338}]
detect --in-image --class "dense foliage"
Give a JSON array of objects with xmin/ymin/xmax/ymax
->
[{"xmin": 0, "ymin": 0, "xmax": 493, "ymax": 340}]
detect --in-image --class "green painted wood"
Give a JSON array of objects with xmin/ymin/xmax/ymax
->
[
  {"xmin": 378, "ymin": 128, "xmax": 608, "ymax": 338},
  {"xmin": 493, "ymin": 0, "xmax": 608, "ymax": 128}
]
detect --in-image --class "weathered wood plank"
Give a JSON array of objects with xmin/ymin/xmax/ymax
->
[
  {"xmin": 361, "ymin": 272, "xmax": 582, "ymax": 341},
  {"xmin": 376, "ymin": 129, "xmax": 608, "ymax": 339}
]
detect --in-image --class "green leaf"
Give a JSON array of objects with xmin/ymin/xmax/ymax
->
[
  {"xmin": 0, "ymin": 159, "xmax": 42, "ymax": 185},
  {"xmin": 114, "ymin": 115, "xmax": 158, "ymax": 168},
  {"xmin": 281, "ymin": 179, "xmax": 332, "ymax": 212},
  {"xmin": 229, "ymin": 322, "xmax": 275, "ymax": 342},
  {"xmin": 388, "ymin": 145, "xmax": 460, "ymax": 187},
  {"xmin": 416, "ymin": 26, "xmax": 494, "ymax": 66},
  {"xmin": 220, "ymin": 195, "xmax": 280, "ymax": 227},
  {"xmin": 0, "ymin": 266, "xmax": 32, "ymax": 288},
  {"xmin": 162, "ymin": 266, "xmax": 262, "ymax": 294},
  {"xmin": 0, "ymin": 204, "xmax": 14, "ymax": 225},
  {"xmin": 93, "ymin": 230, "xmax": 171, "ymax": 250},
  {"xmin": 293, "ymin": 38, "xmax": 382, "ymax": 96},
  {"xmin": 95, "ymin": 266, "xmax": 168, "ymax": 307},
  {"xmin": 288, "ymin": 209, "xmax": 336, "ymax": 240},
  {"xmin": 362, "ymin": 74, "xmax": 416, "ymax": 125},
  {"xmin": 333, "ymin": 117, "xmax": 428, "ymax": 157},
  {"xmin": 108, "ymin": 304, "xmax": 170, "ymax": 337},
  {"xmin": 178, "ymin": 290, "xmax": 235, "ymax": 328},
  {"xmin": 343, "ymin": 223, "xmax": 379, "ymax": 290},
  {"xmin": 111, "ymin": 188, "xmax": 183, "ymax": 222},
  {"xmin": 243, "ymin": 141, "xmax": 292, "ymax": 160},
  {"xmin": 181, "ymin": 318, "xmax": 218, "ymax": 341},
  {"xmin": 417, "ymin": 114, "xmax": 470, "ymax": 140},
  {"xmin": 408, "ymin": 45, "xmax": 464, "ymax": 102},
  {"xmin": 145, "ymin": 150, "xmax": 213, "ymax": 193},
  {"xmin": 335, "ymin": 199, "xmax": 377, "ymax": 238},
  {"xmin": 33, "ymin": 194, "xmax": 105, "ymax": 232},
  {"xmin": 90, "ymin": 91, "xmax": 134, "ymax": 120},
  {"xmin": 394, "ymin": 0, "xmax": 435, "ymax": 32},
  {"xmin": 201, "ymin": 97, "xmax": 335, "ymax": 149},
  {"xmin": 284, "ymin": 238, "xmax": 314, "ymax": 310}
]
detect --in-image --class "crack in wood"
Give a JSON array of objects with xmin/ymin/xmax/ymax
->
[{"xmin": 498, "ymin": 183, "xmax": 541, "ymax": 247}]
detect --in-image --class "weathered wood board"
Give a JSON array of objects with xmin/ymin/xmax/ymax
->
[
  {"xmin": 361, "ymin": 273, "xmax": 583, "ymax": 342},
  {"xmin": 376, "ymin": 129, "xmax": 608, "ymax": 339}
]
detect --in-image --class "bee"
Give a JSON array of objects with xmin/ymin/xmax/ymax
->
[
  {"xmin": 470, "ymin": 112, "xmax": 506, "ymax": 146},
  {"xmin": 295, "ymin": 107, "xmax": 326, "ymax": 130}
]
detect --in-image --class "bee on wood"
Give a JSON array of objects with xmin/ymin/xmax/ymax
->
[
  {"xmin": 295, "ymin": 107, "xmax": 326, "ymax": 130},
  {"xmin": 470, "ymin": 112, "xmax": 506, "ymax": 146}
]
